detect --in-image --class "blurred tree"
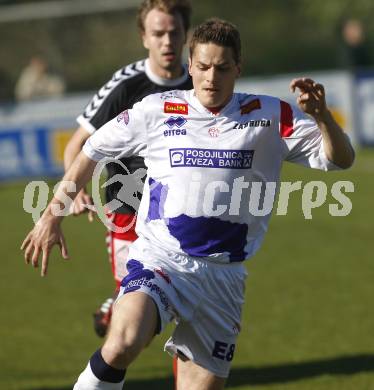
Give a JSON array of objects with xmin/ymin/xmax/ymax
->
[
  {"xmin": 1, "ymin": 0, "xmax": 374, "ymax": 101},
  {"xmin": 0, "ymin": 67, "xmax": 12, "ymax": 101}
]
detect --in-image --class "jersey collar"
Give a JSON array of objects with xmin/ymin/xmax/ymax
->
[{"xmin": 145, "ymin": 59, "xmax": 189, "ymax": 87}]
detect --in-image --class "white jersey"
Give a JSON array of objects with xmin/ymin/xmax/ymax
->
[{"xmin": 83, "ymin": 89, "xmax": 341, "ymax": 263}]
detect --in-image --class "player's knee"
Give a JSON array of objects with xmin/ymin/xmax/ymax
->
[{"xmin": 102, "ymin": 329, "xmax": 144, "ymax": 367}]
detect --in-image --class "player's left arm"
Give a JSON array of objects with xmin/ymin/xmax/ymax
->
[{"xmin": 290, "ymin": 77, "xmax": 354, "ymax": 169}]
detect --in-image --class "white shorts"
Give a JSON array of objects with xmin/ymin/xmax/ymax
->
[{"xmin": 116, "ymin": 237, "xmax": 248, "ymax": 378}]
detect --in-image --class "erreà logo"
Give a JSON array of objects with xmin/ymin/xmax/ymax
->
[
  {"xmin": 240, "ymin": 99, "xmax": 261, "ymax": 115},
  {"xmin": 164, "ymin": 102, "xmax": 188, "ymax": 115}
]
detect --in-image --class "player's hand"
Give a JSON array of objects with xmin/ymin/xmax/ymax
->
[
  {"xmin": 290, "ymin": 78, "xmax": 329, "ymax": 121},
  {"xmin": 21, "ymin": 217, "xmax": 69, "ymax": 277},
  {"xmin": 69, "ymin": 188, "xmax": 95, "ymax": 222}
]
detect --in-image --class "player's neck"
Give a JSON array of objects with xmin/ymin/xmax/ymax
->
[
  {"xmin": 202, "ymin": 94, "xmax": 234, "ymax": 115},
  {"xmin": 147, "ymin": 59, "xmax": 183, "ymax": 80},
  {"xmin": 207, "ymin": 106, "xmax": 223, "ymax": 115}
]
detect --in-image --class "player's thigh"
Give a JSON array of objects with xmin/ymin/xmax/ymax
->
[
  {"xmin": 105, "ymin": 291, "xmax": 159, "ymax": 354},
  {"xmin": 177, "ymin": 358, "xmax": 226, "ymax": 390}
]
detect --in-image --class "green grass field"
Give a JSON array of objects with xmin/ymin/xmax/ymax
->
[{"xmin": 1, "ymin": 149, "xmax": 373, "ymax": 390}]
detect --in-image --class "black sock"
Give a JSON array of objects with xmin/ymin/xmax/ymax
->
[{"xmin": 89, "ymin": 349, "xmax": 126, "ymax": 383}]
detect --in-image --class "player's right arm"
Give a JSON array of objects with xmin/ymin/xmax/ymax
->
[
  {"xmin": 63, "ymin": 126, "xmax": 94, "ymax": 220},
  {"xmin": 21, "ymin": 151, "xmax": 98, "ymax": 276},
  {"xmin": 21, "ymin": 99, "xmax": 148, "ymax": 277}
]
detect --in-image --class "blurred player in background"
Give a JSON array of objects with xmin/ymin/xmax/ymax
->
[
  {"xmin": 338, "ymin": 18, "xmax": 371, "ymax": 70},
  {"xmin": 22, "ymin": 18, "xmax": 354, "ymax": 390},
  {"xmin": 64, "ymin": 0, "xmax": 192, "ymax": 338},
  {"xmin": 15, "ymin": 55, "xmax": 65, "ymax": 101}
]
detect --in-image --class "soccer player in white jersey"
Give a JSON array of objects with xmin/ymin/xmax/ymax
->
[
  {"xmin": 22, "ymin": 18, "xmax": 354, "ymax": 390},
  {"xmin": 63, "ymin": 0, "xmax": 192, "ymax": 338}
]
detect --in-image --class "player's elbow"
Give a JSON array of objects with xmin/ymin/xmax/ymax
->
[{"xmin": 333, "ymin": 147, "xmax": 355, "ymax": 169}]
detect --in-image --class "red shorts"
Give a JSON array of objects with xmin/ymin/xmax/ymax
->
[{"xmin": 105, "ymin": 212, "xmax": 138, "ymax": 286}]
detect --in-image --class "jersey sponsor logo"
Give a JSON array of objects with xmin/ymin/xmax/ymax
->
[
  {"xmin": 117, "ymin": 109, "xmax": 129, "ymax": 125},
  {"xmin": 164, "ymin": 116, "xmax": 187, "ymax": 128},
  {"xmin": 208, "ymin": 127, "xmax": 220, "ymax": 137},
  {"xmin": 169, "ymin": 148, "xmax": 254, "ymax": 169},
  {"xmin": 164, "ymin": 129, "xmax": 187, "ymax": 137},
  {"xmin": 164, "ymin": 102, "xmax": 188, "ymax": 115},
  {"xmin": 233, "ymin": 119, "xmax": 271, "ymax": 129},
  {"xmin": 240, "ymin": 98, "xmax": 261, "ymax": 115}
]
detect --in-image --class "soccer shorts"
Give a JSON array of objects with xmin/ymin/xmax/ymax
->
[
  {"xmin": 105, "ymin": 212, "xmax": 138, "ymax": 286},
  {"xmin": 116, "ymin": 237, "xmax": 248, "ymax": 378}
]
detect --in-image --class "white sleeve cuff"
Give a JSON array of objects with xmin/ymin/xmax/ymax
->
[
  {"xmin": 77, "ymin": 115, "xmax": 97, "ymax": 135},
  {"xmin": 82, "ymin": 140, "xmax": 105, "ymax": 162}
]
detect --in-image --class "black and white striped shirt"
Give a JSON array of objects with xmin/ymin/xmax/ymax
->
[{"xmin": 77, "ymin": 58, "xmax": 192, "ymax": 214}]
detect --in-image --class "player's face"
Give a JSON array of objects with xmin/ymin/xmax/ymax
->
[
  {"xmin": 142, "ymin": 9, "xmax": 186, "ymax": 78},
  {"xmin": 189, "ymin": 43, "xmax": 241, "ymax": 109}
]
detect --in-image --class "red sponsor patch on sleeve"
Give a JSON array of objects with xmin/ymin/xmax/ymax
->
[
  {"xmin": 240, "ymin": 98, "xmax": 261, "ymax": 115},
  {"xmin": 164, "ymin": 102, "xmax": 188, "ymax": 115},
  {"xmin": 280, "ymin": 100, "xmax": 294, "ymax": 138}
]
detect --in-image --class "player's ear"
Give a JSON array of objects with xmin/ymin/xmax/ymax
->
[
  {"xmin": 142, "ymin": 32, "xmax": 149, "ymax": 50},
  {"xmin": 188, "ymin": 57, "xmax": 193, "ymax": 76}
]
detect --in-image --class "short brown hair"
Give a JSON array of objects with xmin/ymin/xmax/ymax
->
[
  {"xmin": 189, "ymin": 18, "xmax": 241, "ymax": 64},
  {"xmin": 137, "ymin": 0, "xmax": 191, "ymax": 34}
]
